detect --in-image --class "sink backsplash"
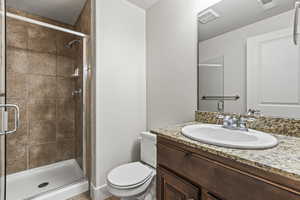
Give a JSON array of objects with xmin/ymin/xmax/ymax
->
[{"xmin": 195, "ymin": 111, "xmax": 300, "ymax": 138}]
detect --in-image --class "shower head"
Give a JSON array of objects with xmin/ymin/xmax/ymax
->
[{"xmin": 64, "ymin": 39, "xmax": 81, "ymax": 48}]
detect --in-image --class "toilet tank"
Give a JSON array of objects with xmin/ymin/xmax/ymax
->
[{"xmin": 140, "ymin": 132, "xmax": 157, "ymax": 168}]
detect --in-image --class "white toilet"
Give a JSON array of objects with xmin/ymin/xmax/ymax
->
[{"xmin": 106, "ymin": 132, "xmax": 157, "ymax": 200}]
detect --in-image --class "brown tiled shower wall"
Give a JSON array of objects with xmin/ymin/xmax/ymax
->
[{"xmin": 6, "ymin": 17, "xmax": 81, "ymax": 174}]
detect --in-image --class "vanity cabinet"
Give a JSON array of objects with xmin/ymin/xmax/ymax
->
[{"xmin": 157, "ymin": 136, "xmax": 300, "ymax": 200}]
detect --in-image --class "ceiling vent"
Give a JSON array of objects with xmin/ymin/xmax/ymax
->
[
  {"xmin": 258, "ymin": 0, "xmax": 277, "ymax": 10},
  {"xmin": 198, "ymin": 9, "xmax": 220, "ymax": 24}
]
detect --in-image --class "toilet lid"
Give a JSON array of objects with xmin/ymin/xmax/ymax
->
[{"xmin": 107, "ymin": 162, "xmax": 153, "ymax": 189}]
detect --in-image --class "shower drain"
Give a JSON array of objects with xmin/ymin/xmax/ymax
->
[{"xmin": 38, "ymin": 182, "xmax": 49, "ymax": 188}]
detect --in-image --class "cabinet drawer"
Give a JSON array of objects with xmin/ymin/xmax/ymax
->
[{"xmin": 157, "ymin": 142, "xmax": 300, "ymax": 200}]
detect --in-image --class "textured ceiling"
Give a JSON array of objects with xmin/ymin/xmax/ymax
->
[{"xmin": 6, "ymin": 0, "xmax": 87, "ymax": 25}]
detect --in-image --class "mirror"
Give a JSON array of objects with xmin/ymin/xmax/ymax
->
[{"xmin": 197, "ymin": 0, "xmax": 299, "ymax": 119}]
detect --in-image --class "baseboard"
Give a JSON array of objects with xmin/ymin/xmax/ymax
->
[{"xmin": 90, "ymin": 183, "xmax": 111, "ymax": 200}]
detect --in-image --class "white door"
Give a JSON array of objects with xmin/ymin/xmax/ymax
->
[{"xmin": 247, "ymin": 27, "xmax": 300, "ymax": 119}]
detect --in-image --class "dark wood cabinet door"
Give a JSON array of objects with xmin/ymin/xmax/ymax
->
[{"xmin": 157, "ymin": 167, "xmax": 200, "ymax": 200}]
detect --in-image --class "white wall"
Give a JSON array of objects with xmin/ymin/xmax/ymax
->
[
  {"xmin": 146, "ymin": 0, "xmax": 221, "ymax": 129},
  {"xmin": 93, "ymin": 0, "xmax": 146, "ymax": 198},
  {"xmin": 92, "ymin": 0, "xmax": 232, "ymax": 197},
  {"xmin": 198, "ymin": 10, "xmax": 294, "ymax": 114}
]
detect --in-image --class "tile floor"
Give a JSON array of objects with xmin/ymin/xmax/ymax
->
[{"xmin": 69, "ymin": 192, "xmax": 119, "ymax": 200}]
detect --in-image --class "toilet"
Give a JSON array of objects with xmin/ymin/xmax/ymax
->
[{"xmin": 107, "ymin": 132, "xmax": 157, "ymax": 200}]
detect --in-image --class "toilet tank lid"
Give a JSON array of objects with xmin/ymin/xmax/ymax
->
[{"xmin": 141, "ymin": 132, "xmax": 156, "ymax": 142}]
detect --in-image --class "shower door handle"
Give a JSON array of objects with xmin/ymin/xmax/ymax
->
[
  {"xmin": 0, "ymin": 104, "xmax": 20, "ymax": 135},
  {"xmin": 294, "ymin": 1, "xmax": 300, "ymax": 45}
]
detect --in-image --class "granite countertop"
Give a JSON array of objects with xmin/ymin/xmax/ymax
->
[{"xmin": 151, "ymin": 122, "xmax": 300, "ymax": 182}]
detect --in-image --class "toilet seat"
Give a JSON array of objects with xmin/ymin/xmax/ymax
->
[{"xmin": 107, "ymin": 162, "xmax": 153, "ymax": 189}]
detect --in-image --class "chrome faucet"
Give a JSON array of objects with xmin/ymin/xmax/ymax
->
[
  {"xmin": 218, "ymin": 115, "xmax": 250, "ymax": 131},
  {"xmin": 217, "ymin": 109, "xmax": 261, "ymax": 132}
]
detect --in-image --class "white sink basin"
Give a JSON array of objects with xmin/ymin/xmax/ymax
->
[{"xmin": 182, "ymin": 124, "xmax": 278, "ymax": 150}]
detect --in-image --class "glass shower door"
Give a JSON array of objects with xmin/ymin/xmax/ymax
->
[
  {"xmin": 0, "ymin": 0, "xmax": 6, "ymax": 199},
  {"xmin": 198, "ymin": 56, "xmax": 224, "ymax": 112}
]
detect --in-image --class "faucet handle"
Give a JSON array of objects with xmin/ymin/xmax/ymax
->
[
  {"xmin": 231, "ymin": 117, "xmax": 238, "ymax": 127},
  {"xmin": 217, "ymin": 114, "xmax": 224, "ymax": 119},
  {"xmin": 247, "ymin": 109, "xmax": 262, "ymax": 117},
  {"xmin": 222, "ymin": 115, "xmax": 232, "ymax": 127},
  {"xmin": 239, "ymin": 117, "xmax": 247, "ymax": 125},
  {"xmin": 237, "ymin": 117, "xmax": 249, "ymax": 131},
  {"xmin": 217, "ymin": 114, "xmax": 232, "ymax": 120},
  {"xmin": 223, "ymin": 115, "xmax": 232, "ymax": 121}
]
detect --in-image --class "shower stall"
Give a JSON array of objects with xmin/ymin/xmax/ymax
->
[{"xmin": 0, "ymin": 0, "xmax": 91, "ymax": 199}]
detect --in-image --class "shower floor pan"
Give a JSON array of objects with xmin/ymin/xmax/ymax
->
[{"xmin": 6, "ymin": 159, "xmax": 88, "ymax": 200}]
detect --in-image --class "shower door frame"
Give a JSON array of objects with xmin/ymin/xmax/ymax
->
[
  {"xmin": 5, "ymin": 11, "xmax": 91, "ymax": 194},
  {"xmin": 82, "ymin": 36, "xmax": 90, "ymax": 178},
  {"xmin": 0, "ymin": 0, "xmax": 6, "ymax": 199}
]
